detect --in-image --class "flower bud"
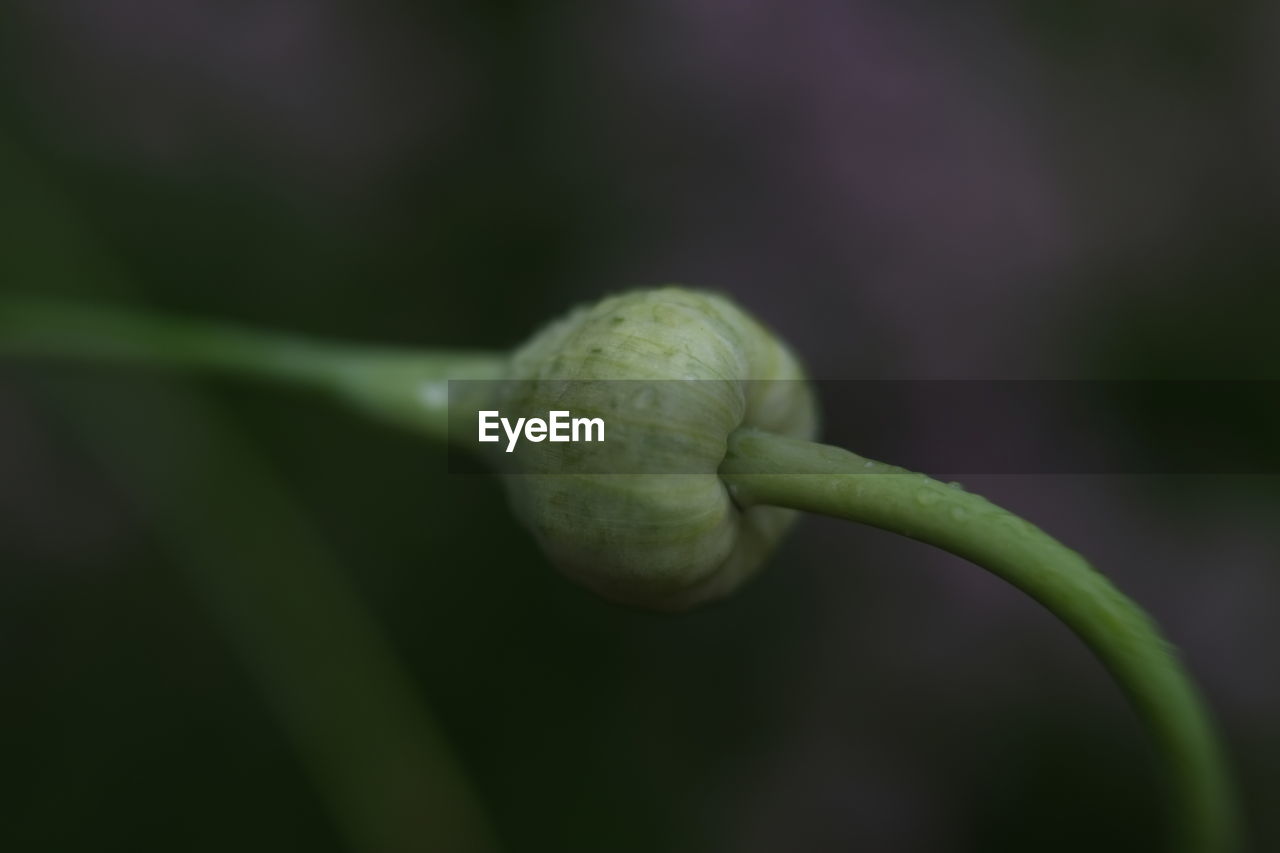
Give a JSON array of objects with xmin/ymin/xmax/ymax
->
[{"xmin": 500, "ymin": 287, "xmax": 818, "ymax": 610}]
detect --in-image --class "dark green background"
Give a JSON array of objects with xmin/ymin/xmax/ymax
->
[{"xmin": 2, "ymin": 2, "xmax": 1277, "ymax": 851}]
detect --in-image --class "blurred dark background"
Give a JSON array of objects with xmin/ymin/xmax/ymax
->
[{"xmin": 1, "ymin": 2, "xmax": 1278, "ymax": 851}]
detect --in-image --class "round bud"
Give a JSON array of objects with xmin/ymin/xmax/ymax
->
[{"xmin": 499, "ymin": 287, "xmax": 818, "ymax": 610}]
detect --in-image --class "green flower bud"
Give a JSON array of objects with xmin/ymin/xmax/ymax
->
[{"xmin": 500, "ymin": 287, "xmax": 818, "ymax": 610}]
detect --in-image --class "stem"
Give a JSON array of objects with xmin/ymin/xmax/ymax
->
[
  {"xmin": 0, "ymin": 132, "xmax": 502, "ymax": 852},
  {"xmin": 35, "ymin": 375, "xmax": 500, "ymax": 853},
  {"xmin": 720, "ymin": 428, "xmax": 1239, "ymax": 853},
  {"xmin": 0, "ymin": 297, "xmax": 506, "ymax": 441},
  {"xmin": 1, "ymin": 296, "xmax": 508, "ymax": 850}
]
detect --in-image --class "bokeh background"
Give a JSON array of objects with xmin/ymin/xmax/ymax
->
[{"xmin": 1, "ymin": 2, "xmax": 1278, "ymax": 851}]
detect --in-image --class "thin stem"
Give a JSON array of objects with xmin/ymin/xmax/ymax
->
[
  {"xmin": 1, "ymin": 132, "xmax": 503, "ymax": 852},
  {"xmin": 0, "ymin": 297, "xmax": 506, "ymax": 441},
  {"xmin": 720, "ymin": 428, "xmax": 1239, "ymax": 853},
  {"xmin": 0, "ymin": 304, "xmax": 508, "ymax": 850},
  {"xmin": 36, "ymin": 374, "xmax": 500, "ymax": 853}
]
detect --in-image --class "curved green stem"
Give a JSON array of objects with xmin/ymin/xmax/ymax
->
[
  {"xmin": 720, "ymin": 428, "xmax": 1239, "ymax": 853},
  {"xmin": 0, "ymin": 297, "xmax": 506, "ymax": 441}
]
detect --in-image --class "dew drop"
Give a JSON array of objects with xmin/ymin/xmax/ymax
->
[
  {"xmin": 950, "ymin": 506, "xmax": 968, "ymax": 521},
  {"xmin": 998, "ymin": 514, "xmax": 1033, "ymax": 535},
  {"xmin": 915, "ymin": 489, "xmax": 939, "ymax": 507},
  {"xmin": 947, "ymin": 481, "xmax": 964, "ymax": 490}
]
